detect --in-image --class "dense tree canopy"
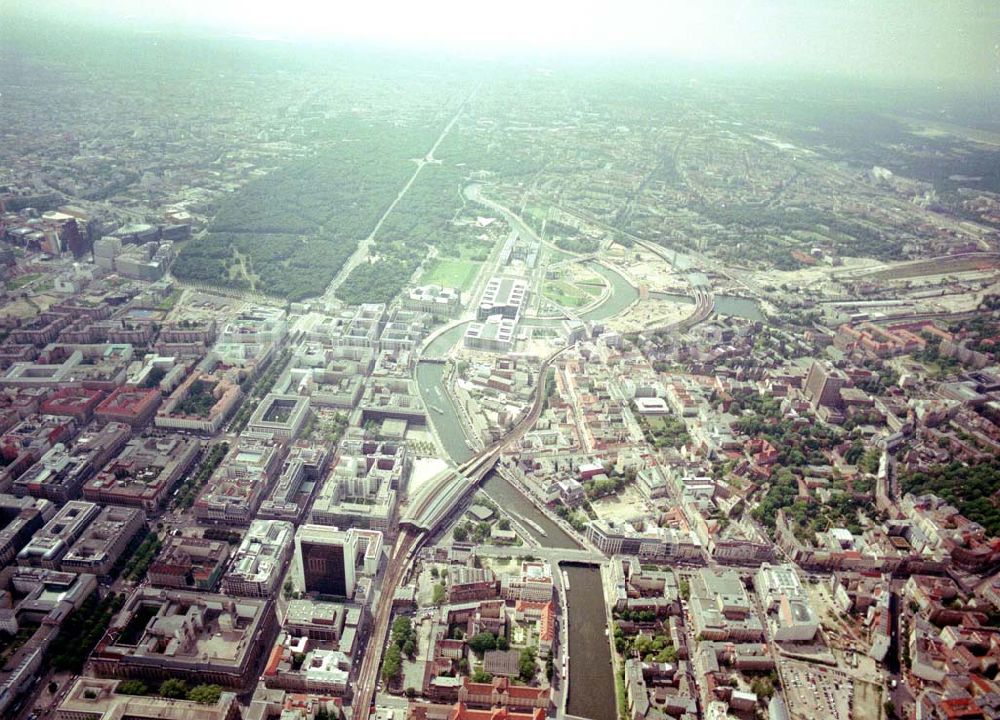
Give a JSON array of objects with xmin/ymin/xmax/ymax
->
[
  {"xmin": 902, "ymin": 458, "xmax": 1000, "ymax": 537},
  {"xmin": 174, "ymin": 119, "xmax": 433, "ymax": 300}
]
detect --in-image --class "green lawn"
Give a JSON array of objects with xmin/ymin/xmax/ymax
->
[
  {"xmin": 436, "ymin": 242, "xmax": 491, "ymax": 262},
  {"xmin": 423, "ymin": 258, "xmax": 480, "ymax": 291},
  {"xmin": 454, "ymin": 243, "xmax": 491, "ymax": 261},
  {"xmin": 526, "ymin": 205, "xmax": 549, "ymax": 222},
  {"xmin": 8, "ymin": 273, "xmax": 40, "ymax": 290},
  {"xmin": 544, "ymin": 247, "xmax": 576, "ymax": 265},
  {"xmin": 157, "ymin": 290, "xmax": 182, "ymax": 311},
  {"xmin": 542, "ymin": 280, "xmax": 591, "ymax": 308},
  {"xmin": 577, "ymin": 281, "xmax": 604, "ymax": 297}
]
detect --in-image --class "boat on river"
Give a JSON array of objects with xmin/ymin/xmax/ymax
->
[{"xmin": 520, "ymin": 515, "xmax": 547, "ymax": 537}]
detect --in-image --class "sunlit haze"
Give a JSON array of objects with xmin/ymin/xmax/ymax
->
[
  {"xmin": 6, "ymin": 0, "xmax": 1000, "ymax": 87},
  {"xmin": 1, "ymin": 2, "xmax": 1000, "ymax": 720}
]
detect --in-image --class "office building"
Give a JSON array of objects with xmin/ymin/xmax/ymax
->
[
  {"xmin": 17, "ymin": 500, "xmax": 101, "ymax": 568},
  {"xmin": 60, "ymin": 505, "xmax": 144, "ymax": 576},
  {"xmin": 292, "ymin": 525, "xmax": 382, "ymax": 599},
  {"xmin": 148, "ymin": 535, "xmax": 231, "ymax": 590},
  {"xmin": 803, "ymin": 360, "xmax": 847, "ymax": 410},
  {"xmin": 755, "ymin": 563, "xmax": 819, "ymax": 642},
  {"xmin": 55, "ymin": 677, "xmax": 240, "ymax": 720},
  {"xmin": 222, "ymin": 520, "xmax": 294, "ymax": 598},
  {"xmin": 477, "ymin": 277, "xmax": 528, "ymax": 321},
  {"xmin": 464, "ymin": 314, "xmax": 517, "ymax": 354},
  {"xmin": 92, "ymin": 588, "xmax": 277, "ymax": 688},
  {"xmin": 83, "ymin": 434, "xmax": 199, "ymax": 511},
  {"xmin": 500, "ymin": 561, "xmax": 554, "ymax": 603},
  {"xmin": 246, "ymin": 393, "xmax": 310, "ymax": 442},
  {"xmin": 94, "ymin": 386, "xmax": 162, "ymax": 429}
]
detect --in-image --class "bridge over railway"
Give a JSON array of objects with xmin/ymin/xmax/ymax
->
[{"xmin": 351, "ymin": 344, "xmax": 570, "ymax": 720}]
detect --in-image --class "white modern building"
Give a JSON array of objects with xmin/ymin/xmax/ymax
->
[
  {"xmin": 500, "ymin": 560, "xmax": 554, "ymax": 602},
  {"xmin": 755, "ymin": 563, "xmax": 819, "ymax": 642},
  {"xmin": 222, "ymin": 520, "xmax": 294, "ymax": 597}
]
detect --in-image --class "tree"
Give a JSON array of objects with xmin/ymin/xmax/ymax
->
[
  {"xmin": 382, "ymin": 645, "xmax": 402, "ymax": 684},
  {"xmin": 391, "ymin": 617, "xmax": 414, "ymax": 648},
  {"xmin": 47, "ymin": 681, "xmax": 58, "ymax": 694},
  {"xmin": 186, "ymin": 685, "xmax": 223, "ymax": 704},
  {"xmin": 402, "ymin": 639, "xmax": 416, "ymax": 659},
  {"xmin": 468, "ymin": 632, "xmax": 498, "ymax": 657},
  {"xmin": 117, "ymin": 680, "xmax": 148, "ymax": 696},
  {"xmin": 471, "ymin": 669, "xmax": 493, "ymax": 683},
  {"xmin": 433, "ymin": 583, "xmax": 447, "ymax": 605},
  {"xmin": 453, "ymin": 525, "xmax": 469, "ymax": 542},
  {"xmin": 159, "ymin": 678, "xmax": 188, "ymax": 699},
  {"xmin": 498, "ymin": 518, "xmax": 511, "ymax": 531},
  {"xmin": 497, "ymin": 636, "xmax": 510, "ymax": 651},
  {"xmin": 750, "ymin": 676, "xmax": 775, "ymax": 700},
  {"xmin": 518, "ymin": 647, "xmax": 537, "ymax": 682}
]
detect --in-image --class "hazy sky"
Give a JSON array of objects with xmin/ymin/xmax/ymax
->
[{"xmin": 7, "ymin": 0, "xmax": 1000, "ymax": 87}]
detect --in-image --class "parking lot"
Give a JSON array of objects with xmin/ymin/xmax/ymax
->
[{"xmin": 781, "ymin": 660, "xmax": 854, "ymax": 720}]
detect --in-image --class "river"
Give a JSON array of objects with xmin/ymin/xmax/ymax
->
[
  {"xmin": 579, "ymin": 261, "xmax": 639, "ymax": 321},
  {"xmin": 414, "ymin": 360, "xmax": 475, "ymax": 465},
  {"xmin": 423, "ymin": 321, "xmax": 471, "ymax": 358},
  {"xmin": 563, "ymin": 564, "xmax": 618, "ymax": 720},
  {"xmin": 479, "ymin": 475, "xmax": 616, "ymax": 720},
  {"xmin": 650, "ymin": 291, "xmax": 765, "ymax": 322},
  {"xmin": 413, "ymin": 305, "xmax": 617, "ymax": 720},
  {"xmin": 480, "ymin": 473, "xmax": 579, "ymax": 550}
]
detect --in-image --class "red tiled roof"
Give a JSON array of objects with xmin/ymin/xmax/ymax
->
[
  {"xmin": 442, "ymin": 703, "xmax": 545, "ymax": 720},
  {"xmin": 939, "ymin": 697, "xmax": 983, "ymax": 719}
]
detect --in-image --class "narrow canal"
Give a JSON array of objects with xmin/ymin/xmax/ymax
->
[{"xmin": 563, "ymin": 563, "xmax": 618, "ymax": 720}]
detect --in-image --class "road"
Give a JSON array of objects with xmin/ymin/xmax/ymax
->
[
  {"xmin": 464, "ymin": 184, "xmax": 546, "ymax": 250},
  {"xmin": 323, "ymin": 89, "xmax": 476, "ymax": 302}
]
